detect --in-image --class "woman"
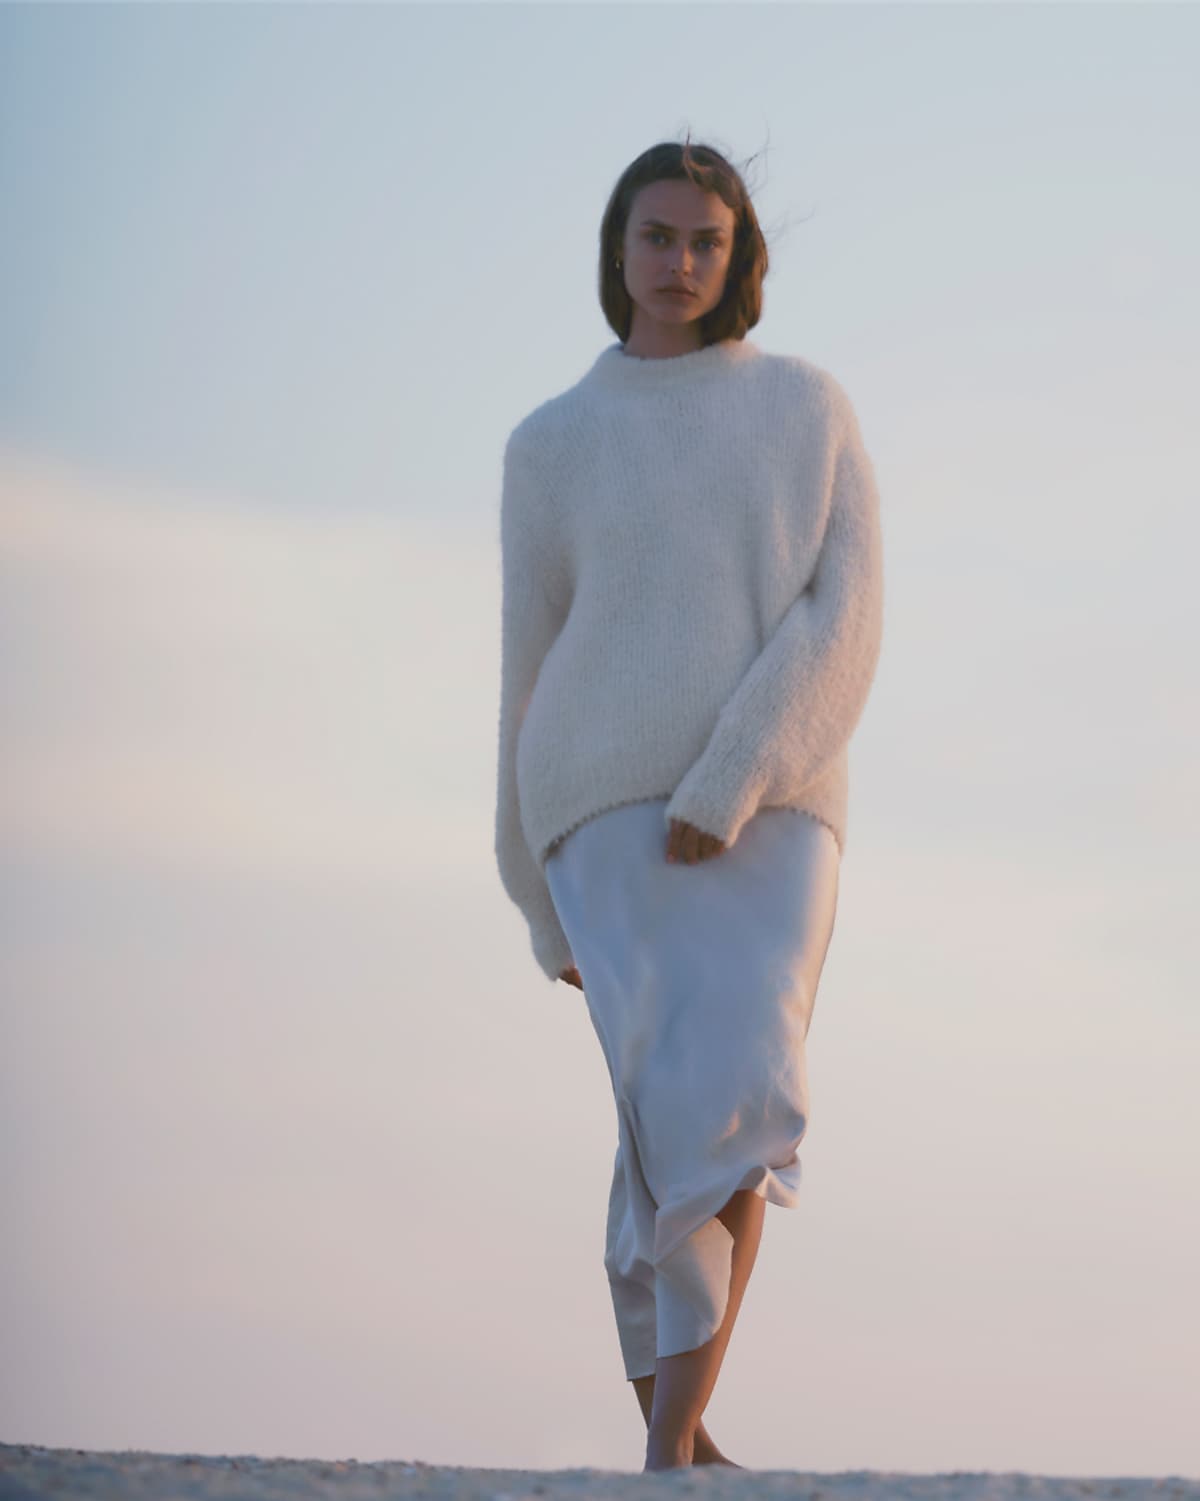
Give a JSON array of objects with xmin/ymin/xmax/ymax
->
[{"xmin": 494, "ymin": 138, "xmax": 884, "ymax": 1471}]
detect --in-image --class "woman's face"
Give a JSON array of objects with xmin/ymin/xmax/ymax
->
[{"xmin": 619, "ymin": 178, "xmax": 737, "ymax": 337}]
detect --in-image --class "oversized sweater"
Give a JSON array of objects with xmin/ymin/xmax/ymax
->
[{"xmin": 494, "ymin": 334, "xmax": 884, "ymax": 983}]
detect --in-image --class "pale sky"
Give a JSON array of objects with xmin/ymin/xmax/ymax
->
[{"xmin": 1, "ymin": 1, "xmax": 1197, "ymax": 1478}]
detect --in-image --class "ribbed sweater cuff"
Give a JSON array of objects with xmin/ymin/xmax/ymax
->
[
  {"xmin": 662, "ymin": 758, "xmax": 764, "ymax": 851},
  {"xmin": 531, "ymin": 915, "xmax": 575, "ymax": 985}
]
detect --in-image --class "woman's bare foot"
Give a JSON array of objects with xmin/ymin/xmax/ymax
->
[
  {"xmin": 692, "ymin": 1428, "xmax": 743, "ymax": 1466},
  {"xmin": 693, "ymin": 1443, "xmax": 744, "ymax": 1468},
  {"xmin": 633, "ymin": 1376, "xmax": 742, "ymax": 1467}
]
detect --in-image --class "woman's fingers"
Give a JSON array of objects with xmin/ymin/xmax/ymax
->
[{"xmin": 666, "ymin": 818, "xmax": 727, "ymax": 865}]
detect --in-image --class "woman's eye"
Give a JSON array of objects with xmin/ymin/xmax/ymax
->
[{"xmin": 646, "ymin": 232, "xmax": 721, "ymax": 249}]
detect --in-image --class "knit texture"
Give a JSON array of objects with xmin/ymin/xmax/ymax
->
[{"xmin": 495, "ymin": 335, "xmax": 884, "ymax": 983}]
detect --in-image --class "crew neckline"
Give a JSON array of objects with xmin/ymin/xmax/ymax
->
[{"xmin": 586, "ymin": 335, "xmax": 762, "ymax": 391}]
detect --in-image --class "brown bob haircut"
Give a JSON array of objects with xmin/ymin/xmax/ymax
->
[{"xmin": 598, "ymin": 137, "xmax": 769, "ymax": 347}]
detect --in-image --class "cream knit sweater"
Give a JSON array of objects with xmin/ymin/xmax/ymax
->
[{"xmin": 495, "ymin": 334, "xmax": 884, "ymax": 983}]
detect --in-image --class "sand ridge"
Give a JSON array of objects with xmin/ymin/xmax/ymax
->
[{"xmin": 2, "ymin": 1445, "xmax": 1198, "ymax": 1501}]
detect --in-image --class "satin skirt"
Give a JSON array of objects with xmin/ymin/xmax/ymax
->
[{"xmin": 544, "ymin": 796, "xmax": 840, "ymax": 1380}]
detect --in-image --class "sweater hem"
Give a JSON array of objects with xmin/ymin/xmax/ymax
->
[
  {"xmin": 537, "ymin": 792, "xmax": 676, "ymax": 870},
  {"xmin": 535, "ymin": 796, "xmax": 845, "ymax": 869},
  {"xmin": 774, "ymin": 805, "xmax": 844, "ymax": 858}
]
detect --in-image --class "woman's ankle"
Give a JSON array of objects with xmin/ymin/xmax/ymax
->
[
  {"xmin": 645, "ymin": 1422, "xmax": 695, "ymax": 1470},
  {"xmin": 692, "ymin": 1434, "xmax": 724, "ymax": 1464}
]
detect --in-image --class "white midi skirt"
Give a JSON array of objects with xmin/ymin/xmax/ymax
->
[{"xmin": 544, "ymin": 796, "xmax": 841, "ymax": 1381}]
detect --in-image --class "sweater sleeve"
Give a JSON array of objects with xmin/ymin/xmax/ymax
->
[
  {"xmin": 663, "ymin": 384, "xmax": 884, "ymax": 850},
  {"xmin": 494, "ymin": 425, "xmax": 576, "ymax": 984}
]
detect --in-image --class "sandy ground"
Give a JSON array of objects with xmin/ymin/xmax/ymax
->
[{"xmin": 1, "ymin": 1447, "xmax": 1198, "ymax": 1501}]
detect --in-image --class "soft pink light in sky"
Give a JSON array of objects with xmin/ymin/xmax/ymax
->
[{"xmin": 1, "ymin": 0, "xmax": 1197, "ymax": 1475}]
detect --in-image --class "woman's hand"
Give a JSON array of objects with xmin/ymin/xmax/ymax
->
[
  {"xmin": 666, "ymin": 817, "xmax": 727, "ymax": 865},
  {"xmin": 559, "ymin": 965, "xmax": 584, "ymax": 989}
]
